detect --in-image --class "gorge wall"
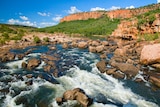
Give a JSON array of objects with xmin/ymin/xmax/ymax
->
[{"xmin": 60, "ymin": 3, "xmax": 160, "ymax": 22}]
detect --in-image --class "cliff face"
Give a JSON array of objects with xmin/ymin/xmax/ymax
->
[
  {"xmin": 111, "ymin": 13, "xmax": 160, "ymax": 39},
  {"xmin": 60, "ymin": 3, "xmax": 160, "ymax": 22}
]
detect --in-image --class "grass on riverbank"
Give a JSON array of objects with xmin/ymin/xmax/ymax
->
[
  {"xmin": 0, "ymin": 24, "xmax": 36, "ymax": 44},
  {"xmin": 38, "ymin": 16, "xmax": 120, "ymax": 37}
]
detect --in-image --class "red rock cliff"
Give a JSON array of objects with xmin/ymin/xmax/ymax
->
[{"xmin": 60, "ymin": 3, "xmax": 160, "ymax": 22}]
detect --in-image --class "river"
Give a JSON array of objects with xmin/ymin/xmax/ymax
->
[{"xmin": 0, "ymin": 44, "xmax": 159, "ymax": 107}]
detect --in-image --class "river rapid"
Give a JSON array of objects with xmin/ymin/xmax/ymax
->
[{"xmin": 0, "ymin": 44, "xmax": 159, "ymax": 107}]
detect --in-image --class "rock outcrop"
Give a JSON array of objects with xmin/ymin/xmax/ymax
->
[
  {"xmin": 56, "ymin": 88, "xmax": 93, "ymax": 107},
  {"xmin": 60, "ymin": 4, "xmax": 160, "ymax": 22}
]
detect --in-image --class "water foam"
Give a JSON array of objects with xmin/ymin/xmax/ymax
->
[{"xmin": 57, "ymin": 65, "xmax": 158, "ymax": 107}]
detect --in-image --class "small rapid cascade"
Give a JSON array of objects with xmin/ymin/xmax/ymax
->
[{"xmin": 0, "ymin": 44, "xmax": 159, "ymax": 107}]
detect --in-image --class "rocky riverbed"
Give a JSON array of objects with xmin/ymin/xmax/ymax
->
[{"xmin": 0, "ymin": 33, "xmax": 160, "ymax": 107}]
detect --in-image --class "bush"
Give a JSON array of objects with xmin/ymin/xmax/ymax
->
[
  {"xmin": 33, "ymin": 36, "xmax": 41, "ymax": 43},
  {"xmin": 43, "ymin": 37, "xmax": 50, "ymax": 42},
  {"xmin": 2, "ymin": 32, "xmax": 9, "ymax": 39}
]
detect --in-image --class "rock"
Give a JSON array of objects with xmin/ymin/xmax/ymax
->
[
  {"xmin": 78, "ymin": 41, "xmax": 88, "ymax": 49},
  {"xmin": 17, "ymin": 54, "xmax": 25, "ymax": 60},
  {"xmin": 96, "ymin": 45, "xmax": 104, "ymax": 53},
  {"xmin": 60, "ymin": 88, "xmax": 93, "ymax": 107},
  {"xmin": 56, "ymin": 97, "xmax": 64, "ymax": 105},
  {"xmin": 101, "ymin": 41, "xmax": 109, "ymax": 46},
  {"xmin": 112, "ymin": 72, "xmax": 125, "ymax": 79},
  {"xmin": 62, "ymin": 43, "xmax": 69, "ymax": 49},
  {"xmin": 96, "ymin": 60, "xmax": 107, "ymax": 73},
  {"xmin": 91, "ymin": 41, "xmax": 100, "ymax": 46},
  {"xmin": 106, "ymin": 68, "xmax": 116, "ymax": 75},
  {"xmin": 114, "ymin": 48, "xmax": 126, "ymax": 56},
  {"xmin": 43, "ymin": 65, "xmax": 52, "ymax": 72},
  {"xmin": 27, "ymin": 58, "xmax": 41, "ymax": 70},
  {"xmin": 21, "ymin": 62, "xmax": 27, "ymax": 69},
  {"xmin": 151, "ymin": 64, "xmax": 160, "ymax": 70},
  {"xmin": 140, "ymin": 44, "xmax": 160, "ymax": 65},
  {"xmin": 41, "ymin": 55, "xmax": 58, "ymax": 61},
  {"xmin": 76, "ymin": 91, "xmax": 93, "ymax": 107},
  {"xmin": 110, "ymin": 61, "xmax": 139, "ymax": 78},
  {"xmin": 88, "ymin": 46, "xmax": 96, "ymax": 53},
  {"xmin": 100, "ymin": 53, "xmax": 107, "ymax": 59},
  {"xmin": 149, "ymin": 76, "xmax": 160, "ymax": 88}
]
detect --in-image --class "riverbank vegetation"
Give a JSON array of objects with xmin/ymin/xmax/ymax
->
[{"xmin": 38, "ymin": 16, "xmax": 120, "ymax": 37}]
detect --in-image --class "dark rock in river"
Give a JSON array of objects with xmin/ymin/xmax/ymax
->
[
  {"xmin": 96, "ymin": 60, "xmax": 107, "ymax": 73},
  {"xmin": 27, "ymin": 58, "xmax": 41, "ymax": 70}
]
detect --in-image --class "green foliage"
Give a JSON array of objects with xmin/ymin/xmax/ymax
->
[
  {"xmin": 43, "ymin": 37, "xmax": 50, "ymax": 42},
  {"xmin": 38, "ymin": 16, "xmax": 120, "ymax": 37},
  {"xmin": 137, "ymin": 33, "xmax": 159, "ymax": 41},
  {"xmin": 137, "ymin": 8, "xmax": 160, "ymax": 29},
  {"xmin": 1, "ymin": 32, "xmax": 9, "ymax": 39},
  {"xmin": 0, "ymin": 38, "xmax": 6, "ymax": 45},
  {"xmin": 33, "ymin": 36, "xmax": 41, "ymax": 43}
]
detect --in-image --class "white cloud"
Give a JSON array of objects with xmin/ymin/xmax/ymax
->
[
  {"xmin": 158, "ymin": 0, "xmax": 160, "ymax": 3},
  {"xmin": 37, "ymin": 12, "xmax": 50, "ymax": 16},
  {"xmin": 126, "ymin": 5, "xmax": 135, "ymax": 9},
  {"xmin": 52, "ymin": 15, "xmax": 62, "ymax": 22},
  {"xmin": 20, "ymin": 16, "xmax": 28, "ymax": 21},
  {"xmin": 67, "ymin": 6, "xmax": 82, "ymax": 14},
  {"xmin": 90, "ymin": 7, "xmax": 107, "ymax": 11},
  {"xmin": 39, "ymin": 22, "xmax": 57, "ymax": 28},
  {"xmin": 109, "ymin": 6, "xmax": 121, "ymax": 10},
  {"xmin": 8, "ymin": 18, "xmax": 37, "ymax": 27}
]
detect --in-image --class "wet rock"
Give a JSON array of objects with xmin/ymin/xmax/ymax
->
[
  {"xmin": 96, "ymin": 45, "xmax": 104, "ymax": 53},
  {"xmin": 91, "ymin": 41, "xmax": 100, "ymax": 46},
  {"xmin": 27, "ymin": 58, "xmax": 41, "ymax": 70},
  {"xmin": 78, "ymin": 41, "xmax": 88, "ymax": 49},
  {"xmin": 140, "ymin": 44, "xmax": 160, "ymax": 65},
  {"xmin": 149, "ymin": 76, "xmax": 160, "ymax": 88},
  {"xmin": 100, "ymin": 53, "xmax": 107, "ymax": 59},
  {"xmin": 43, "ymin": 65, "xmax": 52, "ymax": 72},
  {"xmin": 114, "ymin": 48, "xmax": 126, "ymax": 56},
  {"xmin": 58, "ymin": 88, "xmax": 93, "ymax": 107},
  {"xmin": 41, "ymin": 54, "xmax": 58, "ymax": 61},
  {"xmin": 17, "ymin": 54, "xmax": 25, "ymax": 60},
  {"xmin": 110, "ymin": 61, "xmax": 139, "ymax": 78},
  {"xmin": 88, "ymin": 46, "xmax": 96, "ymax": 53},
  {"xmin": 26, "ymin": 74, "xmax": 33, "ymax": 78},
  {"xmin": 56, "ymin": 97, "xmax": 64, "ymax": 105},
  {"xmin": 112, "ymin": 72, "xmax": 125, "ymax": 79},
  {"xmin": 101, "ymin": 41, "xmax": 109, "ymax": 46},
  {"xmin": 21, "ymin": 62, "xmax": 27, "ymax": 69},
  {"xmin": 96, "ymin": 60, "xmax": 107, "ymax": 73},
  {"xmin": 106, "ymin": 68, "xmax": 116, "ymax": 75},
  {"xmin": 62, "ymin": 42, "xmax": 69, "ymax": 49},
  {"xmin": 151, "ymin": 64, "xmax": 160, "ymax": 70},
  {"xmin": 49, "ymin": 46, "xmax": 56, "ymax": 50}
]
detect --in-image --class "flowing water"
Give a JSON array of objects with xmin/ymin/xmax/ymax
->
[{"xmin": 0, "ymin": 44, "xmax": 159, "ymax": 107}]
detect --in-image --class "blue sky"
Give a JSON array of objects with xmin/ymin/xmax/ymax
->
[{"xmin": 0, "ymin": 0, "xmax": 159, "ymax": 28}]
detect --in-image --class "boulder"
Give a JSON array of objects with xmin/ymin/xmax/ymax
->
[
  {"xmin": 140, "ymin": 44, "xmax": 160, "ymax": 65},
  {"xmin": 114, "ymin": 48, "xmax": 126, "ymax": 56},
  {"xmin": 59, "ymin": 88, "xmax": 93, "ymax": 107},
  {"xmin": 149, "ymin": 76, "xmax": 160, "ymax": 88},
  {"xmin": 27, "ymin": 58, "xmax": 41, "ymax": 70},
  {"xmin": 21, "ymin": 62, "xmax": 27, "ymax": 69},
  {"xmin": 62, "ymin": 43, "xmax": 69, "ymax": 49},
  {"xmin": 101, "ymin": 41, "xmax": 109, "ymax": 46},
  {"xmin": 96, "ymin": 60, "xmax": 107, "ymax": 73},
  {"xmin": 78, "ymin": 41, "xmax": 88, "ymax": 49},
  {"xmin": 110, "ymin": 61, "xmax": 139, "ymax": 78},
  {"xmin": 96, "ymin": 45, "xmax": 104, "ymax": 53},
  {"xmin": 88, "ymin": 46, "xmax": 96, "ymax": 53}
]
